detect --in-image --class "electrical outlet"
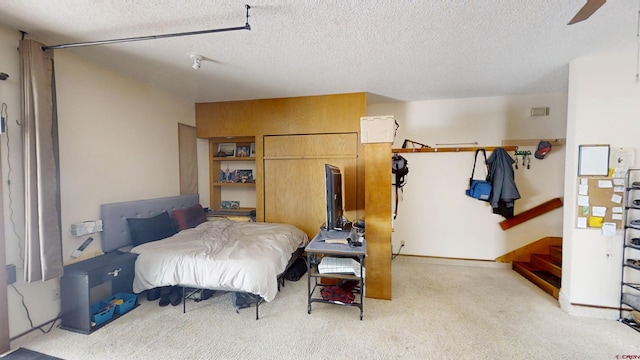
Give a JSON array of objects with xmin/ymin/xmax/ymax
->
[
  {"xmin": 6, "ymin": 264, "xmax": 16, "ymax": 285},
  {"xmin": 401, "ymin": 240, "xmax": 405, "ymax": 246}
]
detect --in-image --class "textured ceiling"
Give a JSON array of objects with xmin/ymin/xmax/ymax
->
[{"xmin": 0, "ymin": 1, "xmax": 637, "ymax": 104}]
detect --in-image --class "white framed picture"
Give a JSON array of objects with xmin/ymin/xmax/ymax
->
[
  {"xmin": 217, "ymin": 143, "xmax": 236, "ymax": 157},
  {"xmin": 236, "ymin": 145, "xmax": 250, "ymax": 157},
  {"xmin": 578, "ymin": 144, "xmax": 610, "ymax": 176}
]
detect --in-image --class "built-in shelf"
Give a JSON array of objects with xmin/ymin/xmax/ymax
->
[
  {"xmin": 213, "ymin": 157, "xmax": 255, "ymax": 161},
  {"xmin": 212, "ymin": 182, "xmax": 256, "ymax": 187},
  {"xmin": 207, "ymin": 208, "xmax": 254, "ymax": 216},
  {"xmin": 210, "ymin": 136, "xmax": 257, "ymax": 213}
]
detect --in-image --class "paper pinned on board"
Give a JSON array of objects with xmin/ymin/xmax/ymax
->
[
  {"xmin": 613, "ymin": 178, "xmax": 626, "ymax": 186},
  {"xmin": 602, "ymin": 222, "xmax": 617, "ymax": 236},
  {"xmin": 592, "ymin": 206, "xmax": 607, "ymax": 217},
  {"xmin": 598, "ymin": 180, "xmax": 613, "ymax": 188},
  {"xmin": 577, "ymin": 217, "xmax": 587, "ymax": 229},
  {"xmin": 578, "ymin": 195, "xmax": 590, "ymax": 207},
  {"xmin": 579, "ymin": 184, "xmax": 589, "ymax": 195},
  {"xmin": 588, "ymin": 216, "xmax": 604, "ymax": 227},
  {"xmin": 611, "ymin": 194, "xmax": 623, "ymax": 204}
]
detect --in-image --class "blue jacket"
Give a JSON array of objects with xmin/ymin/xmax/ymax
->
[{"xmin": 487, "ymin": 148, "xmax": 521, "ymax": 218}]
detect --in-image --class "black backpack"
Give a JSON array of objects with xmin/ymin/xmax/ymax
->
[
  {"xmin": 284, "ymin": 257, "xmax": 307, "ymax": 281},
  {"xmin": 392, "ymin": 154, "xmax": 409, "ymax": 219},
  {"xmin": 232, "ymin": 292, "xmax": 259, "ymax": 310}
]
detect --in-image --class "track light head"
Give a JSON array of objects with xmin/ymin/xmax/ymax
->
[{"xmin": 190, "ymin": 54, "xmax": 204, "ymax": 70}]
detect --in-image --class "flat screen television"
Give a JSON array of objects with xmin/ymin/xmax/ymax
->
[{"xmin": 324, "ymin": 163, "xmax": 344, "ymax": 230}]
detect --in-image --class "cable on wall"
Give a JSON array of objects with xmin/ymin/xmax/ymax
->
[
  {"xmin": 42, "ymin": 4, "xmax": 251, "ymax": 50},
  {"xmin": 3, "ymin": 104, "xmax": 56, "ymax": 339},
  {"xmin": 2, "ymin": 104, "xmax": 24, "ymax": 266}
]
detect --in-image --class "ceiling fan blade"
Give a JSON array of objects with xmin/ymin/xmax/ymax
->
[{"xmin": 568, "ymin": 0, "xmax": 606, "ymax": 25}]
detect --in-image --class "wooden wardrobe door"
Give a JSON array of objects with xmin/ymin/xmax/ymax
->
[{"xmin": 263, "ymin": 133, "xmax": 358, "ymax": 237}]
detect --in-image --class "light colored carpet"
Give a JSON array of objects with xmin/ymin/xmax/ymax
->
[{"xmin": 10, "ymin": 256, "xmax": 640, "ymax": 359}]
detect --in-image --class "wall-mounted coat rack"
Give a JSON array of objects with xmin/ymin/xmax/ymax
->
[
  {"xmin": 513, "ymin": 148, "xmax": 532, "ymax": 169},
  {"xmin": 392, "ymin": 146, "xmax": 517, "ymax": 154},
  {"xmin": 501, "ymin": 138, "xmax": 566, "ymax": 147}
]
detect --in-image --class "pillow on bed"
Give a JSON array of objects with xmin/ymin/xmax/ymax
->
[
  {"xmin": 127, "ymin": 211, "xmax": 177, "ymax": 246},
  {"xmin": 172, "ymin": 204, "xmax": 207, "ymax": 231}
]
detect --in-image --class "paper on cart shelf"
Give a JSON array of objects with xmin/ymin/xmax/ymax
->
[{"xmin": 318, "ymin": 257, "xmax": 363, "ymax": 277}]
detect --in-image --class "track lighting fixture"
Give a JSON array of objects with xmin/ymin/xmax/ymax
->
[{"xmin": 191, "ymin": 54, "xmax": 204, "ymax": 70}]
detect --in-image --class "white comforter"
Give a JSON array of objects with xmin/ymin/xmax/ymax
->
[{"xmin": 130, "ymin": 219, "xmax": 308, "ymax": 302}]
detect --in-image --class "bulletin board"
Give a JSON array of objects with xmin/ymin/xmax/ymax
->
[{"xmin": 576, "ymin": 176, "xmax": 624, "ymax": 229}]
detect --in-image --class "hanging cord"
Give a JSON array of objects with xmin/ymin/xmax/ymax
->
[
  {"xmin": 9, "ymin": 284, "xmax": 60, "ymax": 339},
  {"xmin": 2, "ymin": 103, "xmax": 24, "ymax": 265},
  {"xmin": 1, "ymin": 105, "xmax": 47, "ymax": 338},
  {"xmin": 392, "ymin": 242, "xmax": 404, "ymax": 260}
]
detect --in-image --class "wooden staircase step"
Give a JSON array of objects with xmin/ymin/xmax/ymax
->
[
  {"xmin": 549, "ymin": 245, "xmax": 562, "ymax": 263},
  {"xmin": 495, "ymin": 236, "xmax": 562, "ymax": 263},
  {"xmin": 513, "ymin": 261, "xmax": 560, "ymax": 299},
  {"xmin": 530, "ymin": 254, "xmax": 562, "ymax": 278}
]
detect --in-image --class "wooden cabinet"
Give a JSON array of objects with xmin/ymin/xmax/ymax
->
[
  {"xmin": 196, "ymin": 93, "xmax": 394, "ymax": 299},
  {"xmin": 263, "ymin": 133, "xmax": 358, "ymax": 237},
  {"xmin": 209, "ymin": 136, "xmax": 256, "ymax": 215}
]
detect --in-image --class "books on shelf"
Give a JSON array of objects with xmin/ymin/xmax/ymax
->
[{"xmin": 318, "ymin": 257, "xmax": 363, "ymax": 277}]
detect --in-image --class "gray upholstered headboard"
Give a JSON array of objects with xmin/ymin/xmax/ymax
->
[{"xmin": 100, "ymin": 194, "xmax": 200, "ymax": 253}]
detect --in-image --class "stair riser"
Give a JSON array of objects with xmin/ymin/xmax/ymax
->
[
  {"xmin": 531, "ymin": 254, "xmax": 562, "ymax": 278},
  {"xmin": 513, "ymin": 262, "xmax": 560, "ymax": 299},
  {"xmin": 549, "ymin": 245, "xmax": 562, "ymax": 263}
]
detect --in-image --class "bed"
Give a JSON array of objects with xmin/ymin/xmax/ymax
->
[{"xmin": 100, "ymin": 194, "xmax": 309, "ymax": 318}]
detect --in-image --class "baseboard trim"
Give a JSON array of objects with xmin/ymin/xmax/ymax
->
[
  {"xmin": 559, "ymin": 290, "xmax": 619, "ymax": 320},
  {"xmin": 396, "ymin": 254, "xmax": 511, "ymax": 269}
]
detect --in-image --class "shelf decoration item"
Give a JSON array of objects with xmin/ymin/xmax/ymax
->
[
  {"xmin": 221, "ymin": 201, "xmax": 240, "ymax": 209},
  {"xmin": 236, "ymin": 145, "xmax": 250, "ymax": 157},
  {"xmin": 250, "ymin": 143, "xmax": 256, "ymax": 157},
  {"xmin": 219, "ymin": 167, "xmax": 236, "ymax": 183},
  {"xmin": 217, "ymin": 143, "xmax": 236, "ymax": 157},
  {"xmin": 237, "ymin": 169, "xmax": 254, "ymax": 183}
]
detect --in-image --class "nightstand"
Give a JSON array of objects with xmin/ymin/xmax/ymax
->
[{"xmin": 60, "ymin": 252, "xmax": 137, "ymax": 334}]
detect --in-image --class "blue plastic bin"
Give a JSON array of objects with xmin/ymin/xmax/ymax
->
[
  {"xmin": 105, "ymin": 292, "xmax": 137, "ymax": 315},
  {"xmin": 90, "ymin": 301, "xmax": 115, "ymax": 327}
]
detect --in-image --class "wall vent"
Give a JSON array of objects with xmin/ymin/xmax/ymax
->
[{"xmin": 530, "ymin": 107, "xmax": 550, "ymax": 117}]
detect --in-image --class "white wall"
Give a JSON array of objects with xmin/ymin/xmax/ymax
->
[
  {"xmin": 368, "ymin": 93, "xmax": 567, "ymax": 260},
  {"xmin": 561, "ymin": 52, "xmax": 640, "ymax": 317},
  {"xmin": 0, "ymin": 23, "xmax": 23, "ymax": 342},
  {"xmin": 0, "ymin": 24, "xmax": 205, "ymax": 337}
]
